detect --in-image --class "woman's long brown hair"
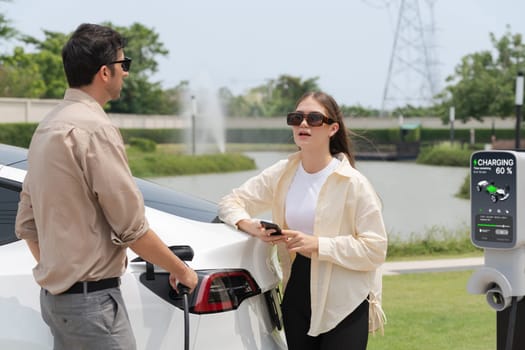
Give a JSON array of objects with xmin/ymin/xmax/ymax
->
[{"xmin": 295, "ymin": 91, "xmax": 355, "ymax": 167}]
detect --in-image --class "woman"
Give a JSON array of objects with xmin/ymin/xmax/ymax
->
[{"xmin": 218, "ymin": 91, "xmax": 387, "ymax": 349}]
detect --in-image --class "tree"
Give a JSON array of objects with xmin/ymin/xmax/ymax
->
[
  {"xmin": 164, "ymin": 80, "xmax": 191, "ymax": 115},
  {"xmin": 219, "ymin": 87, "xmax": 254, "ymax": 117},
  {"xmin": 218, "ymin": 75, "xmax": 321, "ymax": 117},
  {"xmin": 0, "ymin": 0, "xmax": 17, "ymax": 46},
  {"xmin": 391, "ymin": 104, "xmax": 438, "ymax": 118},
  {"xmin": 0, "ymin": 47, "xmax": 46, "ymax": 97},
  {"xmin": 0, "ymin": 21, "xmax": 178, "ymax": 114},
  {"xmin": 340, "ymin": 104, "xmax": 380, "ymax": 117},
  {"xmin": 438, "ymin": 26, "xmax": 525, "ymax": 123},
  {"xmin": 0, "ymin": 30, "xmax": 80, "ymax": 99},
  {"xmin": 0, "ymin": 3, "xmax": 35, "ymax": 97},
  {"xmin": 225, "ymin": 75, "xmax": 320, "ymax": 117},
  {"xmin": 19, "ymin": 30, "xmax": 69, "ymax": 98},
  {"xmin": 266, "ymin": 75, "xmax": 320, "ymax": 116},
  {"xmin": 104, "ymin": 22, "xmax": 174, "ymax": 114}
]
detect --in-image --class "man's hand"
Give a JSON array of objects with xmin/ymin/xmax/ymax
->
[
  {"xmin": 169, "ymin": 267, "xmax": 198, "ymax": 294},
  {"xmin": 130, "ymin": 229, "xmax": 199, "ymax": 293}
]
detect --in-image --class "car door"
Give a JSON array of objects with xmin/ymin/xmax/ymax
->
[{"xmin": 0, "ymin": 172, "xmax": 53, "ymax": 348}]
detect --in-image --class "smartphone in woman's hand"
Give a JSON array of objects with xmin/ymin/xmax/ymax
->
[{"xmin": 260, "ymin": 220, "xmax": 282, "ymax": 236}]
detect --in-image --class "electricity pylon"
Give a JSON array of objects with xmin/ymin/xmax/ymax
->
[{"xmin": 380, "ymin": 0, "xmax": 440, "ymax": 116}]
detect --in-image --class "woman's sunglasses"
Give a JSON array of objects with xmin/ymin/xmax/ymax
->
[
  {"xmin": 286, "ymin": 111, "xmax": 335, "ymax": 127},
  {"xmin": 105, "ymin": 57, "xmax": 132, "ymax": 72}
]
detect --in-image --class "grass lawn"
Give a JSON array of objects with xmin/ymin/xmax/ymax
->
[
  {"xmin": 126, "ymin": 144, "xmax": 257, "ymax": 177},
  {"xmin": 368, "ymin": 270, "xmax": 495, "ymax": 350}
]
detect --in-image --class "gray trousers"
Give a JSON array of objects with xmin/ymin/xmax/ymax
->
[{"xmin": 40, "ymin": 287, "xmax": 136, "ymax": 350}]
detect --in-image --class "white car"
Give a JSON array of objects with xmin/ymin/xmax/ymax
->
[{"xmin": 0, "ymin": 143, "xmax": 286, "ymax": 350}]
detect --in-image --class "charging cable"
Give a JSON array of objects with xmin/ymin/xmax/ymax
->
[
  {"xmin": 506, "ymin": 296, "xmax": 518, "ymax": 350},
  {"xmin": 178, "ymin": 283, "xmax": 191, "ymax": 350}
]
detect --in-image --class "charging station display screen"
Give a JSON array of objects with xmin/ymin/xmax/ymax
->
[{"xmin": 471, "ymin": 151, "xmax": 516, "ymax": 248}]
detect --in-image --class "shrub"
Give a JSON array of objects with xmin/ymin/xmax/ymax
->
[
  {"xmin": 0, "ymin": 123, "xmax": 37, "ymax": 147},
  {"xmin": 129, "ymin": 137, "xmax": 157, "ymax": 152},
  {"xmin": 457, "ymin": 174, "xmax": 470, "ymax": 199},
  {"xmin": 127, "ymin": 150, "xmax": 256, "ymax": 177},
  {"xmin": 416, "ymin": 142, "xmax": 478, "ymax": 167}
]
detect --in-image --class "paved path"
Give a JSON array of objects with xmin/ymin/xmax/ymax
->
[{"xmin": 382, "ymin": 257, "xmax": 484, "ymax": 275}]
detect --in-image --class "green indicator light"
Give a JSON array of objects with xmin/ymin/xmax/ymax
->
[
  {"xmin": 477, "ymin": 224, "xmax": 499, "ymax": 227},
  {"xmin": 486, "ymin": 185, "xmax": 498, "ymax": 193},
  {"xmin": 473, "ymin": 159, "xmax": 478, "ymax": 166}
]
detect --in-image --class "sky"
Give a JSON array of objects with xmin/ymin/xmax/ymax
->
[{"xmin": 3, "ymin": 0, "xmax": 525, "ymax": 108}]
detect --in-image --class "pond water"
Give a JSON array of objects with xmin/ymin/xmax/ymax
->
[{"xmin": 150, "ymin": 152, "xmax": 470, "ymax": 240}]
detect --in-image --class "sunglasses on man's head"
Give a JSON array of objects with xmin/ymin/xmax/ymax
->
[
  {"xmin": 286, "ymin": 111, "xmax": 335, "ymax": 127},
  {"xmin": 106, "ymin": 57, "xmax": 132, "ymax": 72}
]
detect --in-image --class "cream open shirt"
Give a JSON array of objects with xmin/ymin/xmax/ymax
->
[
  {"xmin": 15, "ymin": 88, "xmax": 149, "ymax": 295},
  {"xmin": 218, "ymin": 152, "xmax": 387, "ymax": 336}
]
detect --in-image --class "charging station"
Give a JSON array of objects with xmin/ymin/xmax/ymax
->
[{"xmin": 467, "ymin": 150, "xmax": 525, "ymax": 349}]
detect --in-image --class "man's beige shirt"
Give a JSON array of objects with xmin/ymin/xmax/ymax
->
[
  {"xmin": 15, "ymin": 88, "xmax": 149, "ymax": 294},
  {"xmin": 218, "ymin": 152, "xmax": 388, "ymax": 336}
]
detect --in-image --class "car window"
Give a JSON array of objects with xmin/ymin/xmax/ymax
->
[
  {"xmin": 0, "ymin": 143, "xmax": 28, "ymax": 166},
  {"xmin": 0, "ymin": 175, "xmax": 219, "ymax": 247},
  {"xmin": 0, "ymin": 178, "xmax": 21, "ymax": 245},
  {"xmin": 135, "ymin": 178, "xmax": 220, "ymax": 223}
]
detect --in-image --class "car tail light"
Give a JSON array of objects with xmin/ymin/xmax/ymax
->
[
  {"xmin": 192, "ymin": 269, "xmax": 261, "ymax": 313},
  {"xmin": 138, "ymin": 268, "xmax": 262, "ymax": 314}
]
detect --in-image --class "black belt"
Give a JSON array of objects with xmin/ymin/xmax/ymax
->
[{"xmin": 61, "ymin": 277, "xmax": 121, "ymax": 294}]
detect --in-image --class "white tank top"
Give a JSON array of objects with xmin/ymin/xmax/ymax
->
[{"xmin": 285, "ymin": 157, "xmax": 340, "ymax": 235}]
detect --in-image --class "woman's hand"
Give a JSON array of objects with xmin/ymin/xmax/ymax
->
[
  {"xmin": 237, "ymin": 218, "xmax": 285, "ymax": 244},
  {"xmin": 281, "ymin": 230, "xmax": 319, "ymax": 257}
]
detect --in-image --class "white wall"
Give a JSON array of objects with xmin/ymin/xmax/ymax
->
[
  {"xmin": 0, "ymin": 97, "xmax": 60, "ymax": 123},
  {"xmin": 0, "ymin": 97, "xmax": 186, "ymax": 128},
  {"xmin": 0, "ymin": 97, "xmax": 515, "ymax": 130}
]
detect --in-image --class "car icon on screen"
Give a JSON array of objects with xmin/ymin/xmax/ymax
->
[{"xmin": 476, "ymin": 180, "xmax": 510, "ymax": 203}]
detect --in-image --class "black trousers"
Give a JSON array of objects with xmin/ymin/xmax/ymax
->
[{"xmin": 281, "ymin": 254, "xmax": 369, "ymax": 350}]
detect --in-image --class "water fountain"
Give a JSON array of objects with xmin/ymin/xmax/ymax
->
[{"xmin": 181, "ymin": 75, "xmax": 226, "ymax": 155}]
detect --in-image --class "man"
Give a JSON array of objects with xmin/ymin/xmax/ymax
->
[{"xmin": 15, "ymin": 23, "xmax": 198, "ymax": 350}]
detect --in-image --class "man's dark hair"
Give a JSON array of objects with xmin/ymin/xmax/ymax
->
[{"xmin": 62, "ymin": 23, "xmax": 126, "ymax": 88}]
